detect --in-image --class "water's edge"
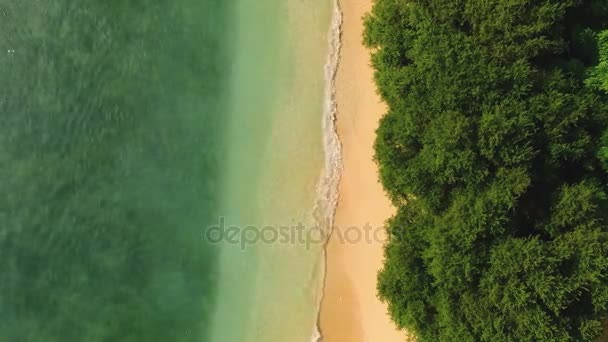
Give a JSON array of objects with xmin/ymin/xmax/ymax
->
[{"xmin": 312, "ymin": 1, "xmax": 343, "ymax": 340}]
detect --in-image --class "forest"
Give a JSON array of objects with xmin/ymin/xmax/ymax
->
[{"xmin": 365, "ymin": 0, "xmax": 608, "ymax": 340}]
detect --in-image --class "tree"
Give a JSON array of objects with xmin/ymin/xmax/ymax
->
[
  {"xmin": 587, "ymin": 29, "xmax": 608, "ymax": 172},
  {"xmin": 587, "ymin": 30, "xmax": 608, "ymax": 92},
  {"xmin": 366, "ymin": 0, "xmax": 608, "ymax": 340},
  {"xmin": 601, "ymin": 131, "xmax": 608, "ymax": 171}
]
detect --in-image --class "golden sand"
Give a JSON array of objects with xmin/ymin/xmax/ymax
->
[{"xmin": 319, "ymin": 0, "xmax": 408, "ymax": 340}]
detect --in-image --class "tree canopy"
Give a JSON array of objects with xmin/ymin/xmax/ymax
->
[
  {"xmin": 365, "ymin": 0, "xmax": 608, "ymax": 340},
  {"xmin": 601, "ymin": 131, "xmax": 608, "ymax": 171},
  {"xmin": 588, "ymin": 29, "xmax": 608, "ymax": 172}
]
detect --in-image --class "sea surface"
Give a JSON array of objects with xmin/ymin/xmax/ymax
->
[{"xmin": 0, "ymin": 0, "xmax": 337, "ymax": 341}]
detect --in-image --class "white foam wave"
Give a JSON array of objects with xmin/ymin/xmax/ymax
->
[{"xmin": 311, "ymin": 1, "xmax": 343, "ymax": 341}]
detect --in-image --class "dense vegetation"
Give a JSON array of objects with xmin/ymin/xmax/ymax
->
[
  {"xmin": 589, "ymin": 30, "xmax": 608, "ymax": 172},
  {"xmin": 602, "ymin": 130, "xmax": 608, "ymax": 170},
  {"xmin": 365, "ymin": 0, "xmax": 608, "ymax": 340},
  {"xmin": 0, "ymin": 1, "xmax": 232, "ymax": 341}
]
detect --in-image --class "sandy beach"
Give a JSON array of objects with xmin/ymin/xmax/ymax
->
[{"xmin": 319, "ymin": 0, "xmax": 408, "ymax": 341}]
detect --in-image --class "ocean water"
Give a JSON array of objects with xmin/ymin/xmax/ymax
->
[
  {"xmin": 212, "ymin": 0, "xmax": 338, "ymax": 341},
  {"xmin": 0, "ymin": 0, "xmax": 337, "ymax": 341}
]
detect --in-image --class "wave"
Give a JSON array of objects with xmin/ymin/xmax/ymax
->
[{"xmin": 311, "ymin": 0, "xmax": 343, "ymax": 341}]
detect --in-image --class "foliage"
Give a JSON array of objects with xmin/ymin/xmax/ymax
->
[
  {"xmin": 588, "ymin": 29, "xmax": 608, "ymax": 172},
  {"xmin": 366, "ymin": 0, "xmax": 608, "ymax": 340},
  {"xmin": 601, "ymin": 130, "xmax": 608, "ymax": 171},
  {"xmin": 587, "ymin": 30, "xmax": 608, "ymax": 92}
]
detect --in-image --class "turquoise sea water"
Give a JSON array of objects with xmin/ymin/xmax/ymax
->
[
  {"xmin": 1, "ymin": 0, "xmax": 334, "ymax": 341},
  {"xmin": 1, "ymin": 1, "xmax": 234, "ymax": 340}
]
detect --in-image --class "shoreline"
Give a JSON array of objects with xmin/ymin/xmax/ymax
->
[
  {"xmin": 319, "ymin": 0, "xmax": 408, "ymax": 341},
  {"xmin": 314, "ymin": 0, "xmax": 343, "ymax": 340}
]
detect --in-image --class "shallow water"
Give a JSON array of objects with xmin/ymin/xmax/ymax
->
[{"xmin": 212, "ymin": 0, "xmax": 335, "ymax": 340}]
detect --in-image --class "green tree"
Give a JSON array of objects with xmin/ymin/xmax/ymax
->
[
  {"xmin": 587, "ymin": 29, "xmax": 608, "ymax": 172},
  {"xmin": 602, "ymin": 131, "xmax": 608, "ymax": 170},
  {"xmin": 366, "ymin": 0, "xmax": 608, "ymax": 340},
  {"xmin": 587, "ymin": 30, "xmax": 608, "ymax": 92}
]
